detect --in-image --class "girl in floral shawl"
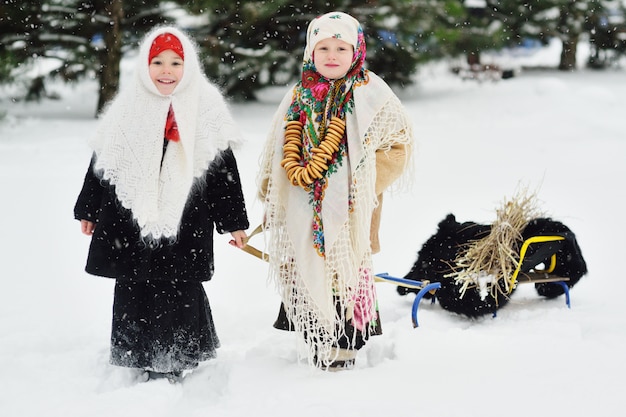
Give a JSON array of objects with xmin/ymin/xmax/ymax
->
[{"xmin": 257, "ymin": 11, "xmax": 413, "ymax": 370}]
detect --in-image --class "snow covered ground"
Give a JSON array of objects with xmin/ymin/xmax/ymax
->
[{"xmin": 1, "ymin": 40, "xmax": 625, "ymax": 417}]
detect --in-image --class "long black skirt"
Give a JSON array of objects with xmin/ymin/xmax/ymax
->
[{"xmin": 110, "ymin": 280, "xmax": 220, "ymax": 373}]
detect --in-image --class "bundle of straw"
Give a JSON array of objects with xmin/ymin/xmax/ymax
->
[{"xmin": 446, "ymin": 189, "xmax": 542, "ymax": 303}]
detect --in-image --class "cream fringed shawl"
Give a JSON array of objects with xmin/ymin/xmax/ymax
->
[
  {"xmin": 258, "ymin": 72, "xmax": 413, "ymax": 365},
  {"xmin": 89, "ymin": 26, "xmax": 243, "ymax": 240}
]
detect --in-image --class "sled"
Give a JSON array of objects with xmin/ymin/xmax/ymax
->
[
  {"xmin": 240, "ymin": 225, "xmax": 441, "ymax": 328},
  {"xmin": 374, "ymin": 273, "xmax": 441, "ymax": 328},
  {"xmin": 507, "ymin": 235, "xmax": 571, "ymax": 308},
  {"xmin": 450, "ymin": 63, "xmax": 504, "ymax": 82}
]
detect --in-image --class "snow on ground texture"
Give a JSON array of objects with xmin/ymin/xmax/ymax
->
[{"xmin": 1, "ymin": 52, "xmax": 625, "ymax": 417}]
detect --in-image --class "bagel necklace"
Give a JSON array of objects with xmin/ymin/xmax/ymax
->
[{"xmin": 280, "ymin": 114, "xmax": 346, "ymax": 190}]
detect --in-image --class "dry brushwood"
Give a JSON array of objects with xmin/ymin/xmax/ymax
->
[{"xmin": 446, "ymin": 189, "xmax": 543, "ymax": 303}]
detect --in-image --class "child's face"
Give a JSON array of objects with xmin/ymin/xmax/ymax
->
[
  {"xmin": 313, "ymin": 38, "xmax": 354, "ymax": 80},
  {"xmin": 149, "ymin": 49, "xmax": 184, "ymax": 95}
]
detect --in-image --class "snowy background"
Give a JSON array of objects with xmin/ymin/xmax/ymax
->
[{"xmin": 1, "ymin": 39, "xmax": 625, "ymax": 417}]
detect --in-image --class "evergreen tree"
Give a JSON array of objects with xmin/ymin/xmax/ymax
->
[
  {"xmin": 484, "ymin": 0, "xmax": 554, "ymax": 48},
  {"xmin": 0, "ymin": 0, "xmax": 175, "ymax": 115},
  {"xmin": 506, "ymin": 0, "xmax": 598, "ymax": 70},
  {"xmin": 2, "ymin": 0, "xmax": 612, "ymax": 114},
  {"xmin": 182, "ymin": 0, "xmax": 435, "ymax": 99},
  {"xmin": 424, "ymin": 0, "xmax": 523, "ymax": 66},
  {"xmin": 486, "ymin": 0, "xmax": 606, "ymax": 70},
  {"xmin": 431, "ymin": 0, "xmax": 610, "ymax": 71},
  {"xmin": 455, "ymin": 0, "xmax": 508, "ymax": 65},
  {"xmin": 585, "ymin": 1, "xmax": 626, "ymax": 68},
  {"xmin": 354, "ymin": 0, "xmax": 439, "ymax": 87},
  {"xmin": 1, "ymin": 0, "xmax": 49, "ymax": 96}
]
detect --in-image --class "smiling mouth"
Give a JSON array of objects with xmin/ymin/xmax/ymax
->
[{"xmin": 158, "ymin": 79, "xmax": 176, "ymax": 84}]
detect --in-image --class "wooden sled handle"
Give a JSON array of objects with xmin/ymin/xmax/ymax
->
[{"xmin": 240, "ymin": 224, "xmax": 269, "ymax": 262}]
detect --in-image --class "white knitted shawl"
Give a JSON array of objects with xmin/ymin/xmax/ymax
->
[{"xmin": 89, "ymin": 26, "xmax": 243, "ymax": 240}]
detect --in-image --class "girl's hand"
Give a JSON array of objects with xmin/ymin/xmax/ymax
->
[
  {"xmin": 228, "ymin": 230, "xmax": 248, "ymax": 249},
  {"xmin": 80, "ymin": 219, "xmax": 95, "ymax": 235}
]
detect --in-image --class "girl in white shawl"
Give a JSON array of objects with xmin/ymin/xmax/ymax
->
[
  {"xmin": 257, "ymin": 12, "xmax": 413, "ymax": 370},
  {"xmin": 75, "ymin": 26, "xmax": 249, "ymax": 382}
]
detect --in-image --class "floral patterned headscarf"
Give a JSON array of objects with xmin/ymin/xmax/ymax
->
[{"xmin": 286, "ymin": 11, "xmax": 367, "ymax": 125}]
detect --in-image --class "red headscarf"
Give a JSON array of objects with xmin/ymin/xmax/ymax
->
[
  {"xmin": 149, "ymin": 32, "xmax": 184, "ymax": 141},
  {"xmin": 149, "ymin": 32, "xmax": 184, "ymax": 62}
]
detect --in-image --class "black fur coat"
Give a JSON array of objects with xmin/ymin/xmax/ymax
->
[{"xmin": 74, "ymin": 148, "xmax": 249, "ymax": 283}]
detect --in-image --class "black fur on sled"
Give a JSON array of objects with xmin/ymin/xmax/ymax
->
[{"xmin": 398, "ymin": 214, "xmax": 587, "ymax": 318}]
